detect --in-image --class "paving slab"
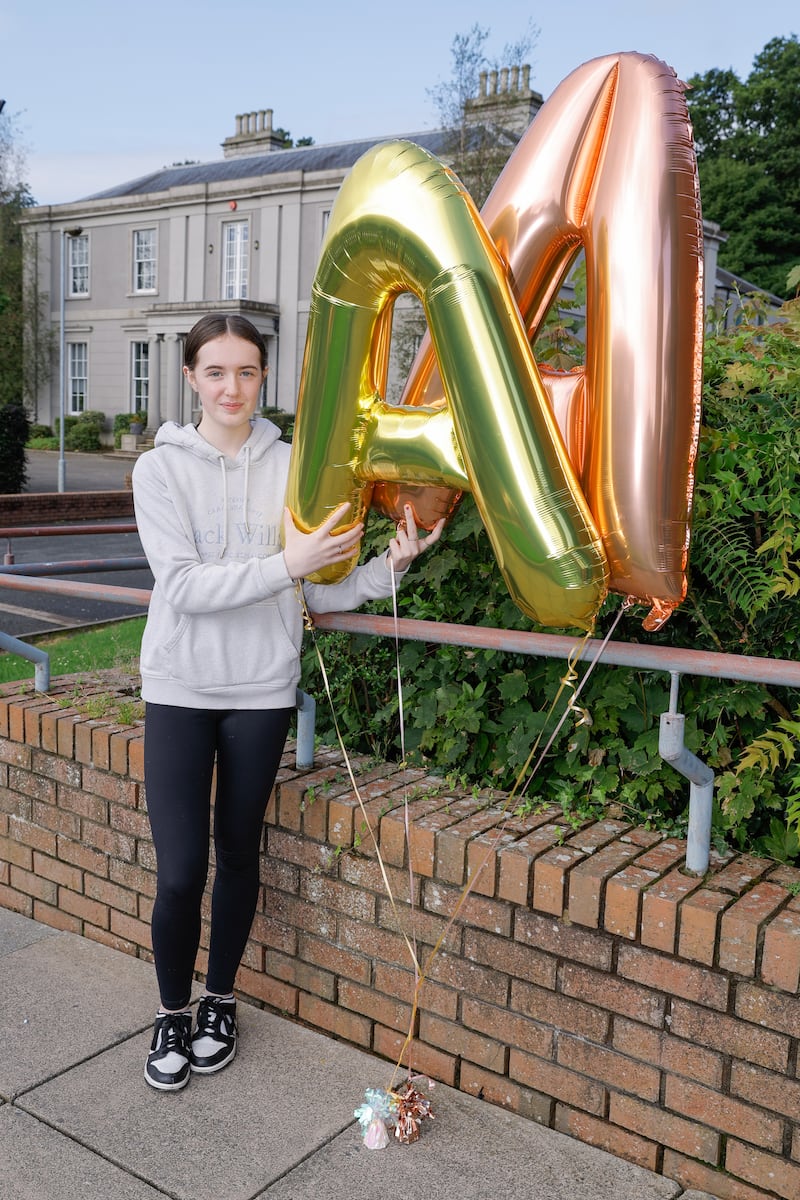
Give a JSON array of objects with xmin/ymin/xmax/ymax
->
[
  {"xmin": 0, "ymin": 931, "xmax": 160, "ymax": 1098},
  {"xmin": 0, "ymin": 1106, "xmax": 165, "ymax": 1200},
  {"xmin": 259, "ymin": 1080, "xmax": 683, "ymax": 1200},
  {"xmin": 19, "ymin": 1004, "xmax": 384, "ymax": 1200},
  {"xmin": 0, "ymin": 907, "xmax": 59, "ymax": 956}
]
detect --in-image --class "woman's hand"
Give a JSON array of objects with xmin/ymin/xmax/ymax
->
[
  {"xmin": 387, "ymin": 504, "xmax": 445, "ymax": 572},
  {"xmin": 283, "ymin": 503, "xmax": 364, "ymax": 580}
]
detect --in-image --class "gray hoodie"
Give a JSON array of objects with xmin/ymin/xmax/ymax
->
[{"xmin": 132, "ymin": 417, "xmax": 403, "ymax": 710}]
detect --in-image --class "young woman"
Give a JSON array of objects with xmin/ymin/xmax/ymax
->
[{"xmin": 132, "ymin": 312, "xmax": 443, "ymax": 1091}]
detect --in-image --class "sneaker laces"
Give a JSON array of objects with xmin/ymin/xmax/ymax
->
[
  {"xmin": 150, "ymin": 1011, "xmax": 190, "ymax": 1069},
  {"xmin": 195, "ymin": 996, "xmax": 236, "ymax": 1045}
]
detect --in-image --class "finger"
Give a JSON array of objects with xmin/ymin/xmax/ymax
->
[
  {"xmin": 403, "ymin": 504, "xmax": 419, "ymax": 540},
  {"xmin": 318, "ymin": 501, "xmax": 352, "ymax": 535}
]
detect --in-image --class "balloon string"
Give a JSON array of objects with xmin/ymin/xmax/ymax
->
[
  {"xmin": 295, "ymin": 583, "xmax": 421, "ymax": 977},
  {"xmin": 388, "ymin": 599, "xmax": 631, "ymax": 1090},
  {"xmin": 390, "ymin": 562, "xmax": 420, "ymax": 1076}
]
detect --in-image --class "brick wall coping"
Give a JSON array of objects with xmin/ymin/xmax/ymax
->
[{"xmin": 0, "ymin": 490, "xmax": 135, "ymax": 527}]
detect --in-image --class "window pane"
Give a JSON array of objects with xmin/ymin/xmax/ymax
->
[
  {"xmin": 223, "ymin": 221, "xmax": 248, "ymax": 300},
  {"xmin": 132, "ymin": 341, "xmax": 149, "ymax": 409},
  {"xmin": 68, "ymin": 342, "xmax": 87, "ymax": 413},
  {"xmin": 134, "ymin": 229, "xmax": 156, "ymax": 291},
  {"xmin": 69, "ymin": 236, "xmax": 89, "ymax": 296}
]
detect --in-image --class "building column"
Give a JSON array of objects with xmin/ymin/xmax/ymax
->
[
  {"xmin": 165, "ymin": 334, "xmax": 183, "ymax": 424},
  {"xmin": 147, "ymin": 334, "xmax": 163, "ymax": 432}
]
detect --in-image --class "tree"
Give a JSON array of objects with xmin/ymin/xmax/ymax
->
[
  {"xmin": 0, "ymin": 107, "xmax": 52, "ymax": 412},
  {"xmin": 687, "ymin": 36, "xmax": 800, "ymax": 298}
]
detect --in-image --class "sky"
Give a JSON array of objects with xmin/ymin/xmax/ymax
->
[{"xmin": 2, "ymin": 0, "xmax": 798, "ymax": 207}]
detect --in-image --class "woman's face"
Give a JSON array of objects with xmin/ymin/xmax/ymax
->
[{"xmin": 184, "ymin": 334, "xmax": 267, "ymax": 443}]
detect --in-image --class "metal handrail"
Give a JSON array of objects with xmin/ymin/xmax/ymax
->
[{"xmin": 3, "ymin": 573, "xmax": 800, "ymax": 875}]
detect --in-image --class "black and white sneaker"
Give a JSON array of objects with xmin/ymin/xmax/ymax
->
[
  {"xmin": 190, "ymin": 995, "xmax": 237, "ymax": 1074},
  {"xmin": 144, "ymin": 1011, "xmax": 192, "ymax": 1091}
]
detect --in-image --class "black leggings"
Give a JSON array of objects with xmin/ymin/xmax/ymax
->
[{"xmin": 144, "ymin": 702, "xmax": 292, "ymax": 1009}]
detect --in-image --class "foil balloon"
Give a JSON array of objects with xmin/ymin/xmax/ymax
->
[
  {"xmin": 374, "ymin": 52, "xmax": 705, "ymax": 631},
  {"xmin": 285, "ymin": 139, "xmax": 608, "ymax": 631}
]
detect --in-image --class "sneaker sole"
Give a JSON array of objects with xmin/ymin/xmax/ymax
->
[
  {"xmin": 144, "ymin": 1064, "xmax": 191, "ymax": 1091},
  {"xmin": 189, "ymin": 1043, "xmax": 237, "ymax": 1074}
]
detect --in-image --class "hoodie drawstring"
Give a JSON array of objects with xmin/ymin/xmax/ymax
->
[
  {"xmin": 243, "ymin": 445, "xmax": 251, "ymax": 535},
  {"xmin": 218, "ymin": 457, "xmax": 229, "ymax": 558}
]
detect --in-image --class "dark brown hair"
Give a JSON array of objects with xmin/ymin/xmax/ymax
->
[{"xmin": 183, "ymin": 313, "xmax": 267, "ymax": 372}]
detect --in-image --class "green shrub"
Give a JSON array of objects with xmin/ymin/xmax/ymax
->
[
  {"xmin": 301, "ymin": 296, "xmax": 800, "ymax": 861},
  {"xmin": 27, "ymin": 436, "xmax": 59, "ymax": 451},
  {"xmin": 114, "ymin": 411, "xmax": 147, "ymax": 447},
  {"xmin": 0, "ymin": 403, "xmax": 30, "ymax": 492},
  {"xmin": 261, "ymin": 408, "xmax": 294, "ymax": 442},
  {"xmin": 28, "ymin": 423, "xmax": 53, "ymax": 439},
  {"xmin": 63, "ymin": 410, "xmax": 106, "ymax": 452}
]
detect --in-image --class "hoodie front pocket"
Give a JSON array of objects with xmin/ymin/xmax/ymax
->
[{"xmin": 164, "ymin": 599, "xmax": 300, "ymax": 692}]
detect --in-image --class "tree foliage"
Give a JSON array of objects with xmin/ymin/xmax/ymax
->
[
  {"xmin": 0, "ymin": 107, "xmax": 52, "ymax": 412},
  {"xmin": 687, "ymin": 35, "xmax": 800, "ymax": 298},
  {"xmin": 302, "ymin": 298, "xmax": 800, "ymax": 863}
]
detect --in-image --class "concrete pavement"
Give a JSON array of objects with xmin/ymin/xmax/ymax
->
[{"xmin": 0, "ymin": 907, "xmax": 724, "ymax": 1200}]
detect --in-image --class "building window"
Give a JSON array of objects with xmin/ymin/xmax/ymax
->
[
  {"xmin": 321, "ymin": 209, "xmax": 331, "ymax": 242},
  {"xmin": 69, "ymin": 235, "xmax": 89, "ymax": 296},
  {"xmin": 68, "ymin": 343, "xmax": 87, "ymax": 413},
  {"xmin": 133, "ymin": 230, "xmax": 157, "ymax": 292},
  {"xmin": 223, "ymin": 221, "xmax": 249, "ymax": 299},
  {"xmin": 131, "ymin": 341, "xmax": 149, "ymax": 410}
]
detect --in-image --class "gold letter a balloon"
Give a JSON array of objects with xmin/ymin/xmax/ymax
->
[{"xmin": 285, "ymin": 52, "xmax": 704, "ymax": 633}]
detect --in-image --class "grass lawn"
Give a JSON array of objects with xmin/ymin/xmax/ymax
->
[{"xmin": 0, "ymin": 616, "xmax": 145, "ymax": 686}]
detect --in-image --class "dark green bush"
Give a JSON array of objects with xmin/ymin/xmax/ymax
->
[
  {"xmin": 28, "ymin": 423, "xmax": 53, "ymax": 439},
  {"xmin": 114, "ymin": 411, "xmax": 147, "ymax": 447},
  {"xmin": 301, "ymin": 297, "xmax": 800, "ymax": 861},
  {"xmin": 64, "ymin": 410, "xmax": 105, "ymax": 452},
  {"xmin": 0, "ymin": 403, "xmax": 30, "ymax": 492}
]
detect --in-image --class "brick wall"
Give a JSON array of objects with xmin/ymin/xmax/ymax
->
[
  {"xmin": 2, "ymin": 670, "xmax": 800, "ymax": 1199},
  {"xmin": 0, "ymin": 490, "xmax": 135, "ymax": 526}
]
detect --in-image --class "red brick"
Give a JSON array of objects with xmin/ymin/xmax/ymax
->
[
  {"xmin": 515, "ymin": 908, "xmax": 613, "ymax": 971},
  {"xmin": 109, "ymin": 909, "xmax": 152, "ymax": 949},
  {"xmin": 109, "ymin": 728, "xmax": 143, "ymax": 776},
  {"xmin": 406, "ymin": 800, "xmax": 477, "ymax": 878},
  {"xmin": 640, "ymin": 867, "xmax": 705, "ymax": 953},
  {"xmin": 298, "ymin": 932, "xmax": 370, "ymax": 985},
  {"xmin": 267, "ymin": 827, "xmax": 338, "ymax": 874},
  {"xmin": 338, "ymin": 914, "xmax": 417, "ymax": 966},
  {"xmin": 730, "ymin": 1061, "xmax": 800, "ymax": 1121},
  {"xmin": 464, "ymin": 927, "xmax": 557, "ymax": 990},
  {"xmin": 560, "ymin": 962, "xmax": 666, "ymax": 1027},
  {"xmin": 460, "ymin": 1061, "xmax": 548, "ymax": 1120},
  {"xmin": 424, "ymin": 948, "xmax": 509, "ymax": 1005},
  {"xmin": 300, "ymin": 872, "xmax": 376, "ymax": 922},
  {"xmin": 372, "ymin": 961, "xmax": 457, "ymax": 1019},
  {"xmin": 532, "ymin": 844, "xmax": 586, "ymax": 915},
  {"xmin": 678, "ymin": 886, "xmax": 734, "ymax": 965},
  {"xmin": 57, "ymin": 835, "xmax": 108, "ymax": 877},
  {"xmin": 435, "ymin": 800, "xmax": 510, "ymax": 884},
  {"xmin": 56, "ymin": 784, "xmax": 107, "ymax": 824},
  {"xmin": 496, "ymin": 820, "xmax": 569, "ymax": 906},
  {"xmin": 663, "ymin": 1150, "xmax": 775, "ymax": 1200},
  {"xmin": 555, "ymin": 1106, "xmax": 659, "ymax": 1172},
  {"xmin": 617, "ymin": 943, "xmax": 729, "ymax": 1009},
  {"xmin": 761, "ymin": 899, "xmax": 800, "ymax": 992},
  {"xmin": 709, "ymin": 854, "xmax": 773, "ymax": 895},
  {"xmin": 557, "ymin": 1034, "xmax": 661, "ymax": 1101},
  {"xmin": 511, "ymin": 978, "xmax": 610, "ymax": 1043},
  {"xmin": 10, "ymin": 766, "xmax": 56, "ymax": 804},
  {"xmin": 80, "ymin": 822, "xmax": 135, "ymax": 862},
  {"xmin": 85, "ymin": 874, "xmax": 139, "ymax": 916},
  {"xmin": 378, "ymin": 784, "xmax": 453, "ymax": 867},
  {"xmin": 297, "ymin": 992, "xmax": 372, "ymax": 1048},
  {"xmin": 372, "ymin": 1023, "xmax": 457, "ymax": 1085},
  {"xmin": 32, "ymin": 851, "xmax": 81, "ymax": 891},
  {"xmin": 83, "ymin": 924, "xmax": 140, "ymax": 956},
  {"xmin": 567, "ymin": 839, "xmax": 644, "ymax": 928},
  {"xmin": 30, "ymin": 750, "xmax": 82, "ymax": 786},
  {"xmin": 461, "ymin": 996, "xmax": 554, "ymax": 1060},
  {"xmin": 613, "ymin": 1017, "xmax": 724, "ymax": 1088},
  {"xmin": 32, "ymin": 798, "xmax": 79, "ymax": 838},
  {"xmin": 0, "ymin": 833, "xmax": 32, "ymax": 870},
  {"xmin": 32, "ymin": 899, "xmax": 81, "ymax": 932},
  {"xmin": 10, "ymin": 864, "xmax": 57, "ymax": 904},
  {"xmin": 734, "ymin": 981, "xmax": 800, "ymax": 1038},
  {"xmin": 665, "ymin": 1075, "xmax": 783, "ymax": 1151},
  {"xmin": 339, "ymin": 979, "xmax": 413, "ymax": 1034},
  {"xmin": 338, "ymin": 854, "xmax": 420, "ymax": 906},
  {"xmin": 670, "ymin": 999, "xmax": 789, "ymax": 1071},
  {"xmin": 509, "ymin": 1049, "xmax": 606, "ymax": 1115},
  {"xmin": 419, "ymin": 1010, "xmax": 506, "ymax": 1073},
  {"xmin": 236, "ymin": 964, "xmax": 298, "ymax": 1014},
  {"xmin": 263, "ymin": 949, "xmax": 336, "ymax": 1001},
  {"xmin": 604, "ymin": 865, "xmax": 660, "ymax": 940},
  {"xmin": 59, "ymin": 888, "xmax": 110, "ymax": 928},
  {"xmin": 0, "ymin": 883, "xmax": 32, "ymax": 915},
  {"xmin": 718, "ymin": 882, "xmax": 789, "ymax": 977},
  {"xmin": 377, "ymin": 894, "xmax": 465, "ymax": 957},
  {"xmin": 82, "ymin": 768, "xmax": 139, "ymax": 806},
  {"xmin": 610, "ymin": 1092, "xmax": 719, "ymax": 1163},
  {"xmin": 128, "ymin": 736, "xmax": 145, "ymax": 781},
  {"xmin": 0, "ymin": 738, "xmax": 31, "ymax": 767},
  {"xmin": 110, "ymin": 804, "xmax": 151, "ymax": 840},
  {"xmin": 465, "ymin": 817, "xmax": 533, "ymax": 898},
  {"xmin": 726, "ymin": 1139, "xmax": 800, "ymax": 1200},
  {"xmin": 421, "ymin": 878, "xmax": 512, "ymax": 936},
  {"xmin": 249, "ymin": 911, "xmax": 297, "ymax": 956}
]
